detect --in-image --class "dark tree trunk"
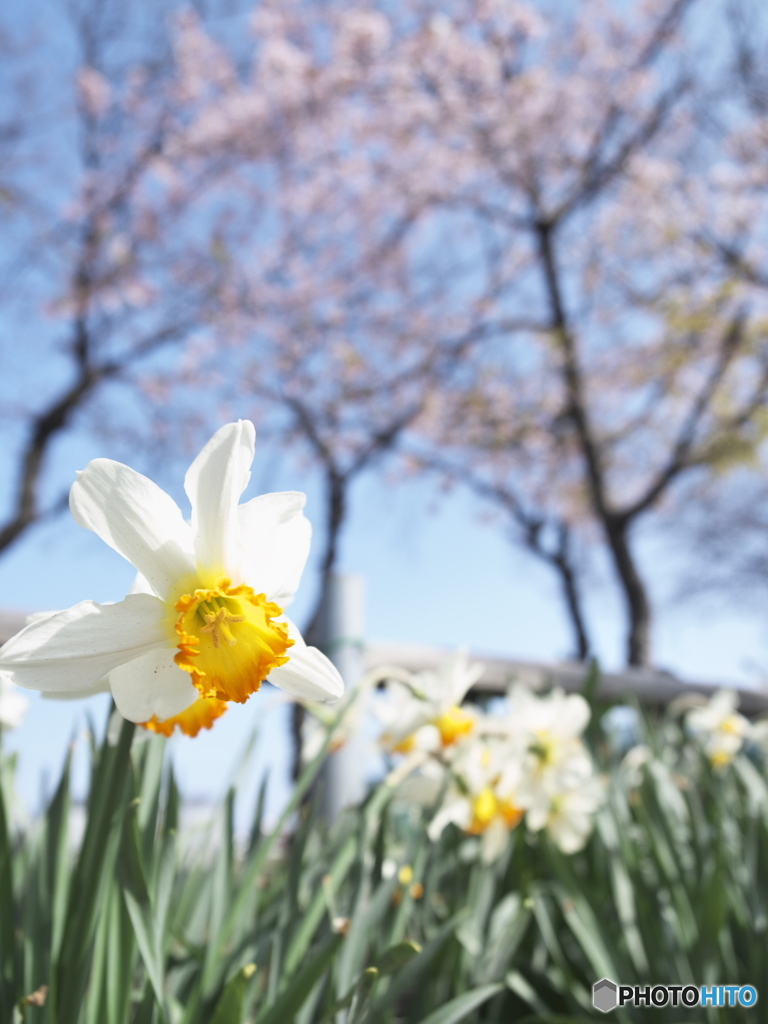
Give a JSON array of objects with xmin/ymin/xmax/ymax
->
[
  {"xmin": 291, "ymin": 466, "xmax": 347, "ymax": 781},
  {"xmin": 604, "ymin": 516, "xmax": 651, "ymax": 666},
  {"xmin": 302, "ymin": 469, "xmax": 346, "ymax": 648},
  {"xmin": 550, "ymin": 524, "xmax": 591, "ymax": 662},
  {"xmin": 0, "ymin": 371, "xmax": 97, "ymax": 555},
  {"xmin": 536, "ymin": 219, "xmax": 652, "ymax": 667}
]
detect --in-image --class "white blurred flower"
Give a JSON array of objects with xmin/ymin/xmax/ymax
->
[
  {"xmin": 505, "ymin": 684, "xmax": 590, "ymax": 753},
  {"xmin": 378, "ymin": 650, "xmax": 482, "ymax": 755},
  {"xmin": 428, "ymin": 738, "xmax": 524, "ymax": 863},
  {"xmin": 620, "ymin": 743, "xmax": 654, "ymax": 787},
  {"xmin": 301, "ymin": 686, "xmax": 368, "ymax": 763},
  {"xmin": 686, "ymin": 689, "xmax": 750, "ymax": 768},
  {"xmin": 392, "ymin": 754, "xmax": 447, "ymax": 805},
  {"xmin": 504, "ymin": 685, "xmax": 593, "ymax": 799},
  {"xmin": 498, "ymin": 685, "xmax": 604, "ymax": 852},
  {"xmin": 526, "ymin": 775, "xmax": 606, "ymax": 854},
  {"xmin": 0, "ymin": 422, "xmax": 343, "ymax": 737}
]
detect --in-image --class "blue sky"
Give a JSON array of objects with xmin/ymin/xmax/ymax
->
[{"xmin": 3, "ymin": 430, "xmax": 768, "ymax": 827}]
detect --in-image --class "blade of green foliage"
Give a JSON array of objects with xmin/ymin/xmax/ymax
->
[
  {"xmin": 119, "ymin": 804, "xmax": 167, "ymax": 1019},
  {"xmin": 347, "ymin": 967, "xmax": 379, "ymax": 1024},
  {"xmin": 284, "ymin": 833, "xmax": 357, "ymax": 977},
  {"xmin": 253, "ymin": 932, "xmax": 344, "ymax": 1024},
  {"xmin": 375, "ymin": 941, "xmax": 422, "ymax": 975},
  {"xmin": 411, "ymin": 983, "xmax": 502, "ymax": 1024},
  {"xmin": 210, "ymin": 963, "xmax": 257, "ymax": 1024},
  {"xmin": 0, "ymin": 761, "xmax": 18, "ymax": 1018},
  {"xmin": 214, "ymin": 696, "xmax": 356, "ymax": 964},
  {"xmin": 53, "ymin": 715, "xmax": 136, "ymax": 1024},
  {"xmin": 367, "ymin": 913, "xmax": 467, "ymax": 1021}
]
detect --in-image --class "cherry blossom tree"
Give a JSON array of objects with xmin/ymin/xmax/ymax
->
[
  {"xmin": 389, "ymin": 0, "xmax": 768, "ymax": 666},
  {"xmin": 4, "ymin": 0, "xmax": 768, "ymax": 685},
  {"xmin": 130, "ymin": 0, "xmax": 768, "ymax": 668},
  {"xmin": 0, "ymin": 0, "xmax": 251, "ymax": 556},
  {"xmin": 140, "ymin": 3, "xmax": 522, "ymax": 629}
]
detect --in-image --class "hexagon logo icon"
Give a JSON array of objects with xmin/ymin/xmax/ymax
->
[{"xmin": 593, "ymin": 978, "xmax": 618, "ymax": 1013}]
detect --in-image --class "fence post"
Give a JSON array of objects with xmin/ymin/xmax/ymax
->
[{"xmin": 318, "ymin": 572, "xmax": 367, "ymax": 819}]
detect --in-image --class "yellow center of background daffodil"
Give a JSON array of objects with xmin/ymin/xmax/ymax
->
[
  {"xmin": 392, "ymin": 733, "xmax": 416, "ymax": 754},
  {"xmin": 469, "ymin": 787, "xmax": 523, "ymax": 835},
  {"xmin": 434, "ymin": 705, "xmax": 475, "ymax": 746},
  {"xmin": 721, "ymin": 715, "xmax": 743, "ymax": 736},
  {"xmin": 711, "ymin": 750, "xmax": 733, "ymax": 769},
  {"xmin": 391, "ymin": 703, "xmax": 475, "ymax": 754}
]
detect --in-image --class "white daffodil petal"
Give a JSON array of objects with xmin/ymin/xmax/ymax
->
[
  {"xmin": 525, "ymin": 797, "xmax": 551, "ymax": 833},
  {"xmin": 0, "ymin": 595, "xmax": 169, "ymax": 693},
  {"xmin": 185, "ymin": 420, "xmax": 256, "ymax": 575},
  {"xmin": 562, "ymin": 694, "xmax": 591, "ymax": 737},
  {"xmin": 109, "ymin": 648, "xmax": 199, "ymax": 723},
  {"xmin": 26, "ymin": 610, "xmax": 61, "ymax": 625},
  {"xmin": 268, "ymin": 643, "xmax": 344, "ymax": 704},
  {"xmin": 412, "ymin": 724, "xmax": 441, "ymax": 753},
  {"xmin": 129, "ymin": 572, "xmax": 153, "ymax": 595},
  {"xmin": 549, "ymin": 814, "xmax": 589, "ymax": 854},
  {"xmin": 70, "ymin": 459, "xmax": 195, "ymax": 600},
  {"xmin": 442, "ymin": 649, "xmax": 484, "ymax": 705},
  {"xmin": 481, "ymin": 818, "xmax": 510, "ymax": 863},
  {"xmin": 238, "ymin": 491, "xmax": 311, "ymax": 604},
  {"xmin": 428, "ymin": 797, "xmax": 471, "ymax": 840}
]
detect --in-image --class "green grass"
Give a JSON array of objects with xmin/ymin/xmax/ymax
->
[{"xmin": 1, "ymin": 699, "xmax": 766, "ymax": 1023}]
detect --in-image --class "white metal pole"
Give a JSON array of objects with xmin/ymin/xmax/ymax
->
[{"xmin": 317, "ymin": 572, "xmax": 367, "ymax": 819}]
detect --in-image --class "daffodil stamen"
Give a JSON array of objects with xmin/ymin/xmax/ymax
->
[{"xmin": 200, "ymin": 605, "xmax": 246, "ymax": 648}]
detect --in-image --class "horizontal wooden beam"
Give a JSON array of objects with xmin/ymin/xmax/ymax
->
[{"xmin": 364, "ymin": 641, "xmax": 768, "ymax": 715}]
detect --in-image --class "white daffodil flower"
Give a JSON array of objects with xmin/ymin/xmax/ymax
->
[
  {"xmin": 525, "ymin": 774, "xmax": 606, "ymax": 854},
  {"xmin": 393, "ymin": 754, "xmax": 447, "ymax": 806},
  {"xmin": 685, "ymin": 689, "xmax": 750, "ymax": 768},
  {"xmin": 619, "ymin": 743, "xmax": 654, "ymax": 788},
  {"xmin": 503, "ymin": 685, "xmax": 593, "ymax": 797},
  {"xmin": 428, "ymin": 738, "xmax": 525, "ymax": 863},
  {"xmin": 0, "ymin": 421, "xmax": 343, "ymax": 736},
  {"xmin": 487, "ymin": 684, "xmax": 604, "ymax": 852},
  {"xmin": 378, "ymin": 649, "xmax": 483, "ymax": 755},
  {"xmin": 505, "ymin": 685, "xmax": 591, "ymax": 757},
  {"xmin": 301, "ymin": 685, "xmax": 369, "ymax": 763},
  {"xmin": 0, "ymin": 673, "xmax": 29, "ymax": 730}
]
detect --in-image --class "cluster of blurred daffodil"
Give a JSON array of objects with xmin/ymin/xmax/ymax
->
[
  {"xmin": 306, "ymin": 651, "xmax": 607, "ymax": 864},
  {"xmin": 683, "ymin": 688, "xmax": 768, "ymax": 768}
]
